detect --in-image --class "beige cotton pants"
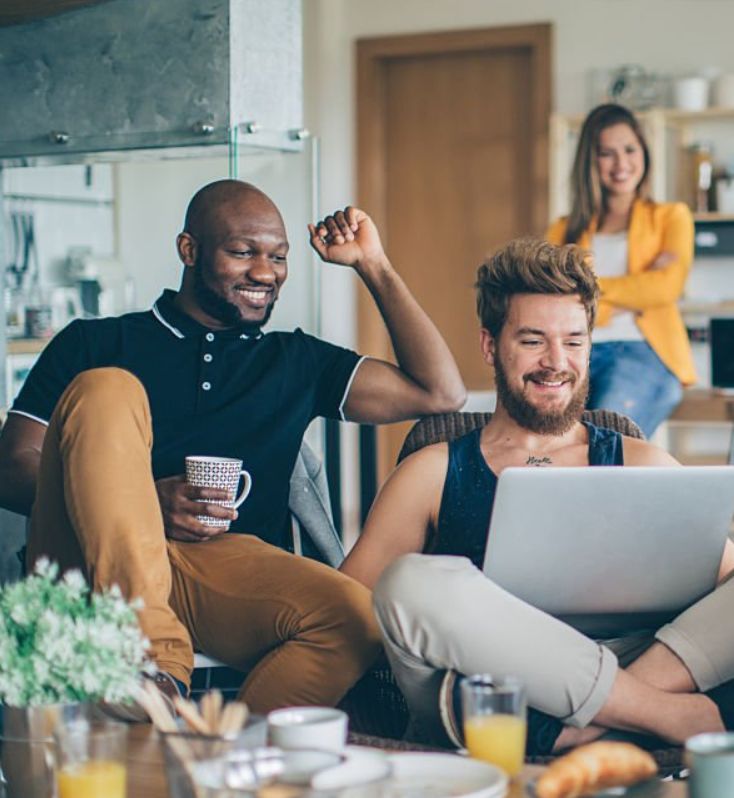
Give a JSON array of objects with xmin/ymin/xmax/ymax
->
[
  {"xmin": 374, "ymin": 553, "xmax": 734, "ymax": 738},
  {"xmin": 27, "ymin": 368, "xmax": 381, "ymax": 713}
]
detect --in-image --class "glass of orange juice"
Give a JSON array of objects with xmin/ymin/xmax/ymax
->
[
  {"xmin": 54, "ymin": 719, "xmax": 127, "ymax": 798},
  {"xmin": 461, "ymin": 674, "xmax": 527, "ymax": 779}
]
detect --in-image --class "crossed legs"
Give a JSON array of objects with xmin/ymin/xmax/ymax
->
[
  {"xmin": 374, "ymin": 554, "xmax": 729, "ymax": 747},
  {"xmin": 28, "ymin": 368, "xmax": 381, "ymax": 710},
  {"xmin": 557, "ymin": 653, "xmax": 723, "ymax": 749}
]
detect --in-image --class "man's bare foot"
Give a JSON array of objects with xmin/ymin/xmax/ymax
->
[
  {"xmin": 654, "ymin": 693, "xmax": 724, "ymax": 744},
  {"xmin": 553, "ymin": 693, "xmax": 724, "ymax": 751}
]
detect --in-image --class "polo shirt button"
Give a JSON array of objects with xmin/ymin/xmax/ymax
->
[
  {"xmin": 204, "ymin": 354, "xmax": 213, "ymax": 362},
  {"xmin": 206, "ymin": 333, "xmax": 215, "ymax": 342},
  {"xmin": 202, "ymin": 382, "xmax": 211, "ymax": 391}
]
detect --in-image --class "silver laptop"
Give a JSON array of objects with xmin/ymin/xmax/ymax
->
[{"xmin": 482, "ymin": 466, "xmax": 734, "ymax": 636}]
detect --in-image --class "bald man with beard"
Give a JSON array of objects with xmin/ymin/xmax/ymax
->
[{"xmin": 0, "ymin": 180, "xmax": 465, "ymax": 717}]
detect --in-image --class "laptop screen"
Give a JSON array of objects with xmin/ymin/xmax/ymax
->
[{"xmin": 483, "ymin": 466, "xmax": 734, "ymax": 636}]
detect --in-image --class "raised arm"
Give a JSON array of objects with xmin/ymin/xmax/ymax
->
[
  {"xmin": 309, "ymin": 207, "xmax": 466, "ymax": 424},
  {"xmin": 339, "ymin": 444, "xmax": 447, "ymax": 589},
  {"xmin": 0, "ymin": 414, "xmax": 46, "ymax": 515}
]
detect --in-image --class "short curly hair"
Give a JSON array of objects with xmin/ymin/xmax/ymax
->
[{"xmin": 475, "ymin": 238, "xmax": 599, "ymax": 338}]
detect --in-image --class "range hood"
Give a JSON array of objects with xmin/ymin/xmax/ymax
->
[{"xmin": 0, "ymin": 0, "xmax": 304, "ymax": 163}]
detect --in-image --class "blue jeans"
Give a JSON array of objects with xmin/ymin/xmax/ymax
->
[{"xmin": 588, "ymin": 341, "xmax": 683, "ymax": 438}]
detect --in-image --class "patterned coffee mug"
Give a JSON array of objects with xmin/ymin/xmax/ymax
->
[{"xmin": 185, "ymin": 456, "xmax": 252, "ymax": 528}]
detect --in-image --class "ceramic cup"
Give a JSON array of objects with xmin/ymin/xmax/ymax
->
[
  {"xmin": 674, "ymin": 76, "xmax": 709, "ymax": 111},
  {"xmin": 686, "ymin": 732, "xmax": 734, "ymax": 798},
  {"xmin": 267, "ymin": 707, "xmax": 349, "ymax": 753},
  {"xmin": 185, "ymin": 456, "xmax": 252, "ymax": 528}
]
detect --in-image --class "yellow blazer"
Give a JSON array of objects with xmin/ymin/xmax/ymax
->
[{"xmin": 546, "ymin": 199, "xmax": 697, "ymax": 385}]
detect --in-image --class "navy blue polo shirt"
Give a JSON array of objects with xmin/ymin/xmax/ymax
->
[{"xmin": 11, "ymin": 290, "xmax": 363, "ymax": 544}]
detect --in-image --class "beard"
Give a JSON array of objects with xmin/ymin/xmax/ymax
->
[
  {"xmin": 494, "ymin": 356, "xmax": 589, "ymax": 435},
  {"xmin": 192, "ymin": 257, "xmax": 276, "ymax": 334}
]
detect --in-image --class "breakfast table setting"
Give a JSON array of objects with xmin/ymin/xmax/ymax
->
[
  {"xmin": 0, "ymin": 691, "xmax": 696, "ymax": 798},
  {"xmin": 123, "ymin": 721, "xmax": 688, "ymax": 798}
]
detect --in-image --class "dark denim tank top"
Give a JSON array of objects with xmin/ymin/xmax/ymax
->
[{"xmin": 427, "ymin": 421, "xmax": 625, "ymax": 568}]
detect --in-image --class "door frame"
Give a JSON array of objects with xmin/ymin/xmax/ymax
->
[{"xmin": 356, "ymin": 24, "xmax": 552, "ymax": 478}]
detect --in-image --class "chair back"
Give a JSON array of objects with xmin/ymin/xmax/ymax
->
[{"xmin": 397, "ymin": 409, "xmax": 644, "ymax": 464}]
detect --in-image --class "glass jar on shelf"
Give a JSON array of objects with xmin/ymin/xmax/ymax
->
[
  {"xmin": 4, "ymin": 284, "xmax": 25, "ymax": 338},
  {"xmin": 22, "ymin": 282, "xmax": 53, "ymax": 339},
  {"xmin": 690, "ymin": 142, "xmax": 714, "ymax": 213}
]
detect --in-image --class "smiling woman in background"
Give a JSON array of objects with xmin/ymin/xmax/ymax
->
[{"xmin": 546, "ymin": 103, "xmax": 696, "ymax": 437}]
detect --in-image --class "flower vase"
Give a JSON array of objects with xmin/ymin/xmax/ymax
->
[{"xmin": 0, "ymin": 703, "xmax": 89, "ymax": 798}]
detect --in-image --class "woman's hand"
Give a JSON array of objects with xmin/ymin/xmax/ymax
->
[{"xmin": 647, "ymin": 252, "xmax": 676, "ymax": 271}]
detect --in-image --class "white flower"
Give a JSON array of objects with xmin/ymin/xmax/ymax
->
[
  {"xmin": 0, "ymin": 561, "xmax": 151, "ymax": 706},
  {"xmin": 9, "ymin": 604, "xmax": 29, "ymax": 625},
  {"xmin": 62, "ymin": 569, "xmax": 87, "ymax": 595}
]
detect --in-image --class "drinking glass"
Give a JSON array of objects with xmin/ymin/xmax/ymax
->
[
  {"xmin": 461, "ymin": 674, "xmax": 527, "ymax": 778},
  {"xmin": 54, "ymin": 719, "xmax": 127, "ymax": 798}
]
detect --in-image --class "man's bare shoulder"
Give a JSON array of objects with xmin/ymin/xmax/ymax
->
[
  {"xmin": 396, "ymin": 441, "xmax": 450, "ymax": 475},
  {"xmin": 622, "ymin": 435, "xmax": 680, "ymax": 466}
]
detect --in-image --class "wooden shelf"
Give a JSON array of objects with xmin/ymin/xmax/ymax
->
[
  {"xmin": 694, "ymin": 212, "xmax": 734, "ymax": 223},
  {"xmin": 679, "ymin": 301, "xmax": 734, "ymax": 315},
  {"xmin": 5, "ymin": 338, "xmax": 48, "ymax": 356},
  {"xmin": 674, "ymin": 453, "xmax": 733, "ymax": 466},
  {"xmin": 663, "ymin": 106, "xmax": 734, "ymax": 124},
  {"xmin": 550, "ymin": 106, "xmax": 734, "ymax": 133}
]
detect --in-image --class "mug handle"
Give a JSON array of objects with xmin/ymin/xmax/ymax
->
[{"xmin": 233, "ymin": 470, "xmax": 252, "ymax": 508}]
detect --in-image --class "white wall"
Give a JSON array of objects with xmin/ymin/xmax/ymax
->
[{"xmin": 115, "ymin": 156, "xmax": 230, "ymax": 310}]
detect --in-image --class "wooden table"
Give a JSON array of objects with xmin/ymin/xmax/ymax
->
[{"xmin": 126, "ymin": 725, "xmax": 687, "ymax": 797}]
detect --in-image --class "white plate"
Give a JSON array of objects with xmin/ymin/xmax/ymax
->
[{"xmin": 387, "ymin": 752, "xmax": 509, "ymax": 798}]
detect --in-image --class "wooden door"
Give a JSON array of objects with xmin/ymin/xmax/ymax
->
[{"xmin": 357, "ymin": 25, "xmax": 551, "ymax": 481}]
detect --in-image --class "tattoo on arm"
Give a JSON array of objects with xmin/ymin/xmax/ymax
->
[{"xmin": 526, "ymin": 455, "xmax": 553, "ymax": 466}]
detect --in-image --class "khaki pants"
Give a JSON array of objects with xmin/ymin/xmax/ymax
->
[
  {"xmin": 28, "ymin": 368, "xmax": 381, "ymax": 713},
  {"xmin": 374, "ymin": 553, "xmax": 734, "ymax": 737}
]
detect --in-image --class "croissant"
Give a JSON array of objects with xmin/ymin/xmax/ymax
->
[{"xmin": 534, "ymin": 741, "xmax": 658, "ymax": 798}]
